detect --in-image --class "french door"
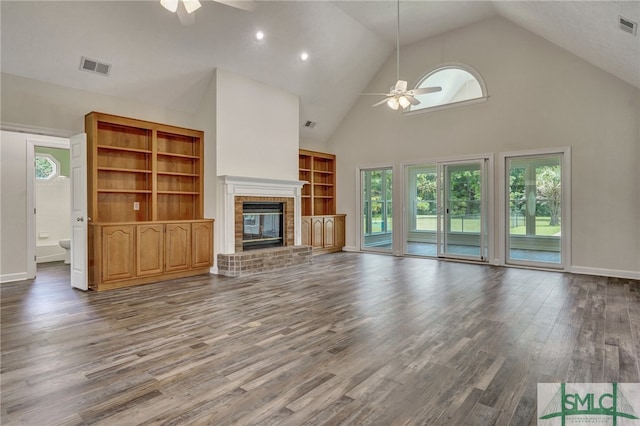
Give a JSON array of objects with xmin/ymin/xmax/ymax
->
[
  {"xmin": 437, "ymin": 160, "xmax": 488, "ymax": 261},
  {"xmin": 503, "ymin": 151, "xmax": 568, "ymax": 269}
]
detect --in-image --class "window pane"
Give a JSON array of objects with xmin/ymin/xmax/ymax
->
[
  {"xmin": 362, "ymin": 168, "xmax": 393, "ymax": 251},
  {"xmin": 507, "ymin": 155, "xmax": 562, "ymax": 265},
  {"xmin": 412, "ymin": 67, "xmax": 483, "ymax": 111},
  {"xmin": 35, "ymin": 155, "xmax": 58, "ymax": 180}
]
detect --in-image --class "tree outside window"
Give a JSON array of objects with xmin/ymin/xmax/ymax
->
[{"xmin": 35, "ymin": 154, "xmax": 59, "ymax": 180}]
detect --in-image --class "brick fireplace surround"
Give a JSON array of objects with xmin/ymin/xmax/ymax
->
[{"xmin": 217, "ymin": 176, "xmax": 311, "ymax": 277}]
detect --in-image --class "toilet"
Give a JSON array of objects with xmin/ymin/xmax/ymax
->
[{"xmin": 59, "ymin": 239, "xmax": 71, "ymax": 264}]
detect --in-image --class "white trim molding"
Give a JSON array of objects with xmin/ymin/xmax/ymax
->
[{"xmin": 571, "ymin": 266, "xmax": 640, "ymax": 281}]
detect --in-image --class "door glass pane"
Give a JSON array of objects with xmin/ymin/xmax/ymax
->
[
  {"xmin": 507, "ymin": 155, "xmax": 562, "ymax": 265},
  {"xmin": 444, "ymin": 164, "xmax": 482, "ymax": 257},
  {"xmin": 362, "ymin": 168, "xmax": 393, "ymax": 251},
  {"xmin": 406, "ymin": 165, "xmax": 437, "ymax": 256}
]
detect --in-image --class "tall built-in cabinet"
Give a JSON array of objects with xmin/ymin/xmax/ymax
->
[
  {"xmin": 86, "ymin": 112, "xmax": 213, "ymax": 291},
  {"xmin": 299, "ymin": 149, "xmax": 345, "ymax": 254}
]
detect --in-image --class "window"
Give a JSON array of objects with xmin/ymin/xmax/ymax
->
[
  {"xmin": 506, "ymin": 154, "xmax": 564, "ymax": 266},
  {"xmin": 409, "ymin": 64, "xmax": 486, "ymax": 113},
  {"xmin": 362, "ymin": 168, "xmax": 393, "ymax": 251},
  {"xmin": 35, "ymin": 154, "xmax": 59, "ymax": 180}
]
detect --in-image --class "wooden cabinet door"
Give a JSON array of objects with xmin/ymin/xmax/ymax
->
[
  {"xmin": 165, "ymin": 223, "xmax": 191, "ymax": 272},
  {"xmin": 301, "ymin": 217, "xmax": 312, "ymax": 246},
  {"xmin": 311, "ymin": 217, "xmax": 324, "ymax": 248},
  {"xmin": 137, "ymin": 224, "xmax": 164, "ymax": 276},
  {"xmin": 192, "ymin": 221, "xmax": 213, "ymax": 268},
  {"xmin": 323, "ymin": 217, "xmax": 335, "ymax": 248},
  {"xmin": 101, "ymin": 225, "xmax": 135, "ymax": 282},
  {"xmin": 334, "ymin": 215, "xmax": 345, "ymax": 248}
]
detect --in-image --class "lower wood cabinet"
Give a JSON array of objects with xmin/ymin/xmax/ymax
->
[
  {"xmin": 165, "ymin": 223, "xmax": 192, "ymax": 272},
  {"xmin": 301, "ymin": 215, "xmax": 345, "ymax": 254},
  {"xmin": 137, "ymin": 224, "xmax": 164, "ymax": 276},
  {"xmin": 89, "ymin": 219, "xmax": 214, "ymax": 291},
  {"xmin": 101, "ymin": 225, "xmax": 136, "ymax": 282}
]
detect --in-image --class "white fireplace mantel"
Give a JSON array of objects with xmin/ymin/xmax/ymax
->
[{"xmin": 219, "ymin": 175, "xmax": 306, "ymax": 254}]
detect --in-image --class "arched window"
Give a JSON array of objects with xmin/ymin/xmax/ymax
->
[{"xmin": 408, "ymin": 64, "xmax": 487, "ymax": 113}]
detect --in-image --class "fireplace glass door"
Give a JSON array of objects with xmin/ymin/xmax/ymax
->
[{"xmin": 242, "ymin": 202, "xmax": 284, "ymax": 250}]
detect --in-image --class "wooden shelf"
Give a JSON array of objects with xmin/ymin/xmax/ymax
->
[
  {"xmin": 97, "ymin": 145, "xmax": 151, "ymax": 154},
  {"xmin": 157, "ymin": 152, "xmax": 200, "ymax": 159},
  {"xmin": 157, "ymin": 191, "xmax": 200, "ymax": 195},
  {"xmin": 98, "ymin": 167, "xmax": 152, "ymax": 173},
  {"xmin": 157, "ymin": 171, "xmax": 199, "ymax": 177},
  {"xmin": 97, "ymin": 189, "xmax": 152, "ymax": 194}
]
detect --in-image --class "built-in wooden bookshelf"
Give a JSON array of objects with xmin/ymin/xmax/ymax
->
[
  {"xmin": 85, "ymin": 112, "xmax": 212, "ymax": 290},
  {"xmin": 299, "ymin": 149, "xmax": 344, "ymax": 253},
  {"xmin": 299, "ymin": 149, "xmax": 335, "ymax": 216}
]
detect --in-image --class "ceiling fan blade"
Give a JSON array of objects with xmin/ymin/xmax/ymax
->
[
  {"xmin": 410, "ymin": 86, "xmax": 442, "ymax": 95},
  {"xmin": 406, "ymin": 95, "xmax": 420, "ymax": 106},
  {"xmin": 213, "ymin": 0, "xmax": 257, "ymax": 11},
  {"xmin": 183, "ymin": 0, "xmax": 202, "ymax": 14},
  {"xmin": 372, "ymin": 97, "xmax": 392, "ymax": 107},
  {"xmin": 161, "ymin": 0, "xmax": 179, "ymax": 12},
  {"xmin": 176, "ymin": 3, "xmax": 196, "ymax": 25}
]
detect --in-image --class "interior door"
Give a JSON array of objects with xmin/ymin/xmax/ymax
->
[
  {"xmin": 437, "ymin": 160, "xmax": 487, "ymax": 261},
  {"xmin": 70, "ymin": 133, "xmax": 88, "ymax": 290}
]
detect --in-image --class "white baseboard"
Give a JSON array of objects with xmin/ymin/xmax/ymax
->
[
  {"xmin": 342, "ymin": 246, "xmax": 358, "ymax": 252},
  {"xmin": 570, "ymin": 266, "xmax": 640, "ymax": 280},
  {"xmin": 0, "ymin": 272, "xmax": 31, "ymax": 283}
]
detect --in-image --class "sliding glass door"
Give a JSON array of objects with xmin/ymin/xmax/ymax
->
[
  {"xmin": 506, "ymin": 154, "xmax": 565, "ymax": 267},
  {"xmin": 361, "ymin": 168, "xmax": 393, "ymax": 252},
  {"xmin": 438, "ymin": 160, "xmax": 488, "ymax": 261}
]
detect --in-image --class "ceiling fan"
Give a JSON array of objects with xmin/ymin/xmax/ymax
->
[
  {"xmin": 363, "ymin": 0, "xmax": 441, "ymax": 110},
  {"xmin": 161, "ymin": 0, "xmax": 256, "ymax": 25}
]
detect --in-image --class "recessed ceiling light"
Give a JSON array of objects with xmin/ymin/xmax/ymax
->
[
  {"xmin": 255, "ymin": 31, "xmax": 264, "ymax": 41},
  {"xmin": 300, "ymin": 52, "xmax": 309, "ymax": 61}
]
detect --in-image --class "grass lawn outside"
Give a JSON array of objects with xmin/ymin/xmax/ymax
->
[{"xmin": 369, "ymin": 215, "xmax": 560, "ymax": 235}]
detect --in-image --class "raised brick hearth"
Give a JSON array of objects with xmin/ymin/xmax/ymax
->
[{"xmin": 217, "ymin": 246, "xmax": 312, "ymax": 277}]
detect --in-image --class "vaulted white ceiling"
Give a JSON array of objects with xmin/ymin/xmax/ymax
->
[{"xmin": 2, "ymin": 1, "xmax": 638, "ymax": 143}]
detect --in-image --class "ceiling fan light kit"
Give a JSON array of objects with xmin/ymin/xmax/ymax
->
[
  {"xmin": 365, "ymin": 0, "xmax": 442, "ymax": 112},
  {"xmin": 162, "ymin": 0, "xmax": 255, "ymax": 25}
]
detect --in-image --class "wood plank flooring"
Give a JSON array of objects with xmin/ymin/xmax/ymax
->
[{"xmin": 2, "ymin": 254, "xmax": 639, "ymax": 425}]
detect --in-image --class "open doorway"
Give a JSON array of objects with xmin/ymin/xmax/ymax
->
[{"xmin": 26, "ymin": 135, "xmax": 71, "ymax": 278}]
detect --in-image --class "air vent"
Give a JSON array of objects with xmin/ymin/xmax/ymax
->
[
  {"xmin": 619, "ymin": 16, "xmax": 638, "ymax": 36},
  {"xmin": 303, "ymin": 120, "xmax": 316, "ymax": 128},
  {"xmin": 79, "ymin": 56, "xmax": 111, "ymax": 76}
]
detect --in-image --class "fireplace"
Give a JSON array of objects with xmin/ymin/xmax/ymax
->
[
  {"xmin": 217, "ymin": 176, "xmax": 310, "ymax": 276},
  {"xmin": 242, "ymin": 202, "xmax": 284, "ymax": 251}
]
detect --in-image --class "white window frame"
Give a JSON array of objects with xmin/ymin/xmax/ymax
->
[{"xmin": 404, "ymin": 62, "xmax": 489, "ymax": 116}]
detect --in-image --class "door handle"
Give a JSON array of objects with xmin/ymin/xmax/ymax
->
[{"xmin": 76, "ymin": 217, "xmax": 84, "ymax": 222}]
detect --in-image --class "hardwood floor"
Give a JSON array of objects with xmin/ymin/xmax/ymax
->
[{"xmin": 2, "ymin": 255, "xmax": 639, "ymax": 425}]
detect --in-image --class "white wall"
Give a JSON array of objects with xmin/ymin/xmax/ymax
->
[
  {"xmin": 328, "ymin": 16, "xmax": 640, "ymax": 278},
  {"xmin": 215, "ymin": 69, "xmax": 299, "ymax": 181}
]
